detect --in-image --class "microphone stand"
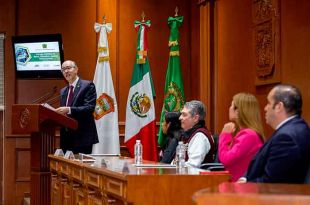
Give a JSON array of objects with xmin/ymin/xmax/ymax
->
[
  {"xmin": 32, "ymin": 86, "xmax": 58, "ymax": 104},
  {"xmin": 43, "ymin": 94, "xmax": 61, "ymax": 106}
]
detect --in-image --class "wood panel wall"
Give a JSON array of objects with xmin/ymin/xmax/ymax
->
[
  {"xmin": 280, "ymin": 0, "xmax": 310, "ymax": 124},
  {"xmin": 215, "ymin": 0, "xmax": 257, "ymax": 133},
  {"xmin": 1, "ymin": 0, "xmax": 16, "ymax": 204},
  {"xmin": 214, "ymin": 0, "xmax": 310, "ymax": 137},
  {"xmin": 1, "ymin": 0, "xmax": 310, "ymax": 204},
  {"xmin": 1, "ymin": 0, "xmax": 199, "ymax": 204}
]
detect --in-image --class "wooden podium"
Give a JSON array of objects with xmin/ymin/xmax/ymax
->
[{"xmin": 12, "ymin": 104, "xmax": 78, "ymax": 205}]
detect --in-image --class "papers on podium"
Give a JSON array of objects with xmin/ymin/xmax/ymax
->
[{"xmin": 41, "ymin": 103, "xmax": 56, "ymax": 111}]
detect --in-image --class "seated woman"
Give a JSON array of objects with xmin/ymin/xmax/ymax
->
[
  {"xmin": 219, "ymin": 93, "xmax": 264, "ymax": 181},
  {"xmin": 160, "ymin": 112, "xmax": 182, "ymax": 163}
]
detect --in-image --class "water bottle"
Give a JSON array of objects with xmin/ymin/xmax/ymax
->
[
  {"xmin": 134, "ymin": 140, "xmax": 143, "ymax": 165},
  {"xmin": 176, "ymin": 141, "xmax": 185, "ymax": 168}
]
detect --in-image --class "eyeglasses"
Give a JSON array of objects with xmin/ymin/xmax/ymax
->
[{"xmin": 61, "ymin": 66, "xmax": 74, "ymax": 72}]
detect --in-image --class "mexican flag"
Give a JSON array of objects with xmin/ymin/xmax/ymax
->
[
  {"xmin": 158, "ymin": 16, "xmax": 185, "ymax": 147},
  {"xmin": 92, "ymin": 22, "xmax": 120, "ymax": 154},
  {"xmin": 124, "ymin": 20, "xmax": 158, "ymax": 161}
]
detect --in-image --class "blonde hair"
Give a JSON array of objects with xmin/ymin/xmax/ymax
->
[{"xmin": 233, "ymin": 93, "xmax": 265, "ymax": 141}]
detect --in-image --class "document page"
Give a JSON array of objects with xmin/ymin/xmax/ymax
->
[{"xmin": 41, "ymin": 103, "xmax": 56, "ymax": 111}]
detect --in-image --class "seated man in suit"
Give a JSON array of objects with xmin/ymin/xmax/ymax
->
[
  {"xmin": 246, "ymin": 84, "xmax": 310, "ymax": 183},
  {"xmin": 56, "ymin": 60, "xmax": 99, "ymax": 154}
]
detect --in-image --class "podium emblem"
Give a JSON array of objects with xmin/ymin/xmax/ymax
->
[{"xmin": 19, "ymin": 108, "xmax": 30, "ymax": 128}]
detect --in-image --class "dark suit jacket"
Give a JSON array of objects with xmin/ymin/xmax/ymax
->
[
  {"xmin": 60, "ymin": 78, "xmax": 98, "ymax": 152},
  {"xmin": 247, "ymin": 116, "xmax": 310, "ymax": 183}
]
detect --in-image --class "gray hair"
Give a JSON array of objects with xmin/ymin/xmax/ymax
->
[
  {"xmin": 184, "ymin": 100, "xmax": 206, "ymax": 120},
  {"xmin": 62, "ymin": 60, "xmax": 77, "ymax": 68}
]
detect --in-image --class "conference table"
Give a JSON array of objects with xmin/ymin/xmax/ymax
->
[
  {"xmin": 49, "ymin": 155, "xmax": 230, "ymax": 205},
  {"xmin": 193, "ymin": 182, "xmax": 310, "ymax": 205}
]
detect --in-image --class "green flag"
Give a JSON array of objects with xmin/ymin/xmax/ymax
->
[{"xmin": 158, "ymin": 16, "xmax": 185, "ymax": 147}]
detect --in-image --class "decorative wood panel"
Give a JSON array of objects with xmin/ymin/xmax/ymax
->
[
  {"xmin": 4, "ymin": 136, "xmax": 31, "ymax": 204},
  {"xmin": 15, "ymin": 148, "xmax": 31, "ymax": 182},
  {"xmin": 253, "ymin": 0, "xmax": 281, "ymax": 85}
]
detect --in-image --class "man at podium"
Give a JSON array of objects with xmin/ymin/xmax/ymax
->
[{"xmin": 55, "ymin": 60, "xmax": 99, "ymax": 154}]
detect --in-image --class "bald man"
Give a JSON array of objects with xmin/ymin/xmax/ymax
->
[{"xmin": 56, "ymin": 60, "xmax": 98, "ymax": 154}]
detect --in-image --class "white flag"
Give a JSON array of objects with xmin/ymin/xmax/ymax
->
[{"xmin": 92, "ymin": 22, "xmax": 120, "ymax": 154}]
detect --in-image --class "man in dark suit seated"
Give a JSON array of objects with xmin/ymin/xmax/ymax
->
[
  {"xmin": 246, "ymin": 84, "xmax": 310, "ymax": 183},
  {"xmin": 56, "ymin": 60, "xmax": 99, "ymax": 154}
]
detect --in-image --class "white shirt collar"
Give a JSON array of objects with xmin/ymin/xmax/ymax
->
[
  {"xmin": 276, "ymin": 115, "xmax": 297, "ymax": 130},
  {"xmin": 70, "ymin": 77, "xmax": 79, "ymax": 89}
]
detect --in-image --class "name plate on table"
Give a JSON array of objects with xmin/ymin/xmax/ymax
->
[
  {"xmin": 64, "ymin": 150, "xmax": 75, "ymax": 160},
  {"xmin": 54, "ymin": 149, "xmax": 64, "ymax": 156},
  {"xmin": 93, "ymin": 158, "xmax": 107, "ymax": 167}
]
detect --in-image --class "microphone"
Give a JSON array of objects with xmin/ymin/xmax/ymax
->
[
  {"xmin": 44, "ymin": 93, "xmax": 61, "ymax": 105},
  {"xmin": 32, "ymin": 86, "xmax": 58, "ymax": 104}
]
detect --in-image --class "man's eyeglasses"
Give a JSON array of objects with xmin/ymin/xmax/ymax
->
[{"xmin": 61, "ymin": 66, "xmax": 74, "ymax": 72}]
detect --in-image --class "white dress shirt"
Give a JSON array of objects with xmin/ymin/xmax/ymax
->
[{"xmin": 185, "ymin": 132, "xmax": 211, "ymax": 168}]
